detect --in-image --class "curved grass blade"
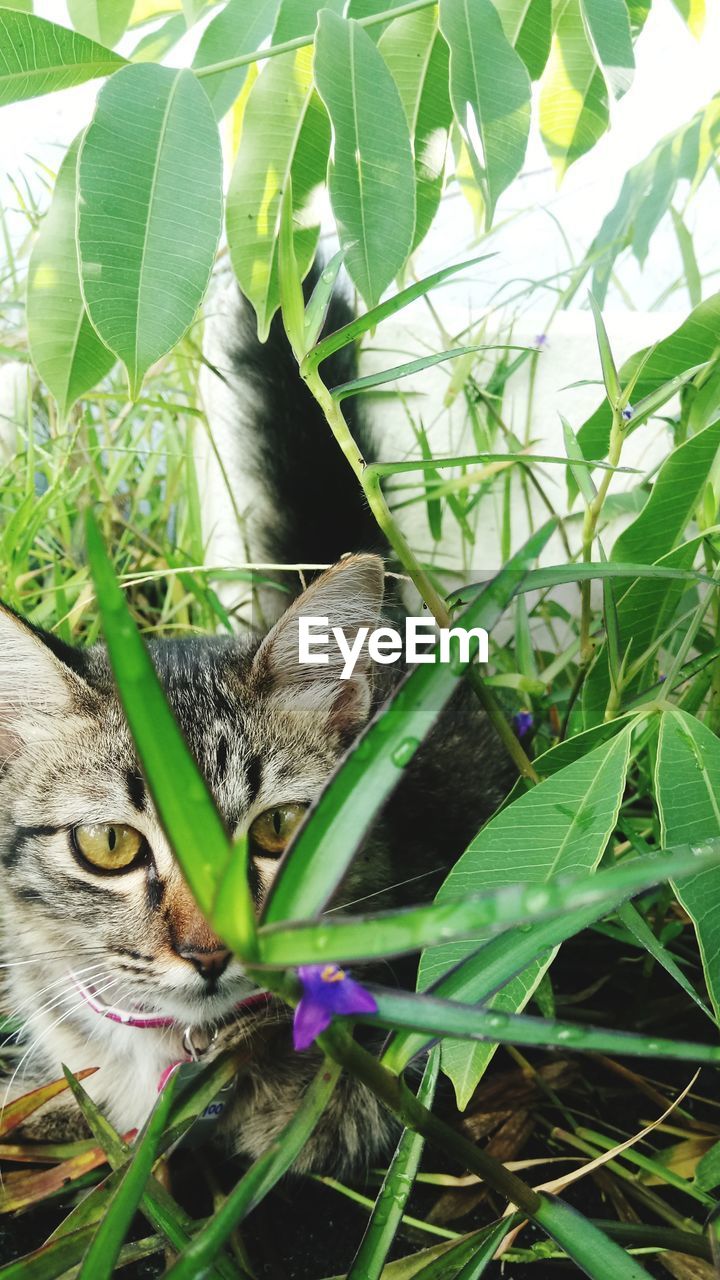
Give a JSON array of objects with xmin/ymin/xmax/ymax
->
[
  {"xmin": 303, "ymin": 255, "xmax": 493, "ymax": 371},
  {"xmin": 77, "ymin": 63, "xmax": 223, "ymax": 399},
  {"xmin": 257, "ymin": 835, "xmax": 720, "ymax": 966},
  {"xmin": 447, "ymin": 559, "xmax": 718, "ymax": 607},
  {"xmin": 348, "ymin": 1050, "xmax": 439, "ymax": 1280},
  {"xmin": 77, "ymin": 1073, "xmax": 180, "ymax": 1280},
  {"xmin": 164, "ymin": 1059, "xmax": 341, "ymax": 1280},
  {"xmin": 365, "ymin": 987, "xmax": 720, "ymax": 1065},
  {"xmin": 262, "ymin": 519, "xmax": 555, "ymax": 926},
  {"xmin": 84, "ymin": 513, "xmax": 245, "ymax": 926},
  {"xmin": 0, "ymin": 10, "xmax": 124, "ymax": 106},
  {"xmin": 0, "ymin": 1069, "xmax": 96, "ymax": 1139}
]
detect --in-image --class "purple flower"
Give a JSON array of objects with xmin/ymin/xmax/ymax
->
[
  {"xmin": 293, "ymin": 964, "xmax": 378, "ymax": 1051},
  {"xmin": 622, "ymin": 405, "xmax": 634, "ymax": 421},
  {"xmin": 534, "ymin": 334, "xmax": 548, "ymax": 350},
  {"xmin": 513, "ymin": 709, "xmax": 534, "ymax": 738}
]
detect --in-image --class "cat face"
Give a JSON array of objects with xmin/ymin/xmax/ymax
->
[{"xmin": 0, "ymin": 557, "xmax": 384, "ymax": 1029}]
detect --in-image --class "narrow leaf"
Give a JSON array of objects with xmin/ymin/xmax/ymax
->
[
  {"xmin": 313, "ymin": 10, "xmax": 416, "ymax": 306},
  {"xmin": 226, "ymin": 46, "xmax": 329, "ymax": 340},
  {"xmin": 439, "ymin": 0, "xmax": 531, "ymax": 225},
  {"xmin": 580, "ymin": 0, "xmax": 634, "ymax": 99},
  {"xmin": 0, "ymin": 11, "xmax": 124, "ymax": 105},
  {"xmin": 84, "ymin": 514, "xmax": 236, "ymax": 918},
  {"xmin": 191, "ymin": 0, "xmax": 279, "ymax": 120},
  {"xmin": 77, "ymin": 63, "xmax": 223, "ymax": 399},
  {"xmin": 67, "ymin": 0, "xmax": 134, "ymax": 47},
  {"xmin": 539, "ymin": 0, "xmax": 609, "ymax": 181},
  {"xmin": 27, "ymin": 136, "xmax": 115, "ymax": 422}
]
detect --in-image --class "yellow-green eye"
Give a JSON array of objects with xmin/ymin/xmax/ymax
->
[
  {"xmin": 72, "ymin": 824, "xmax": 143, "ymax": 872},
  {"xmin": 249, "ymin": 804, "xmax": 307, "ymax": 855}
]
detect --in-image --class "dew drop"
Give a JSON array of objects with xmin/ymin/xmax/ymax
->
[
  {"xmin": 392, "ymin": 737, "xmax": 420, "ymax": 768},
  {"xmin": 556, "ymin": 1027, "xmax": 582, "ymax": 1042},
  {"xmin": 487, "ymin": 1013, "xmax": 509, "ymax": 1029}
]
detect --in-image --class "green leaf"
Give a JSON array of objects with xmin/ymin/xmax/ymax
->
[
  {"xmin": 588, "ymin": 95, "xmax": 720, "ymax": 305},
  {"xmin": 695, "ymin": 1139, "xmax": 720, "ymax": 1192},
  {"xmin": 77, "ymin": 63, "xmax": 223, "ymax": 399},
  {"xmin": 579, "ymin": 0, "xmax": 634, "ymax": 99},
  {"xmin": 263, "ymin": 520, "xmax": 555, "ymax": 925},
  {"xmin": 439, "ymin": 0, "xmax": 531, "ymax": 225},
  {"xmin": 576, "ymin": 291, "xmax": 720, "ymax": 466},
  {"xmin": 671, "ymin": 206, "xmax": 702, "ymax": 308},
  {"xmin": 130, "ymin": 12, "xmax": 186, "ymax": 62},
  {"xmin": 226, "ymin": 48, "xmax": 329, "ymax": 341},
  {"xmin": 305, "ymin": 255, "xmax": 493, "ymax": 371},
  {"xmin": 378, "ymin": 8, "xmax": 452, "ymax": 251},
  {"xmin": 612, "ymin": 419, "xmax": 720, "ymax": 564},
  {"xmin": 348, "ymin": 1052, "xmax": 439, "ymax": 1280},
  {"xmin": 656, "ymin": 707, "xmax": 720, "ymax": 1020},
  {"xmin": 0, "ymin": 10, "xmax": 124, "ymax": 106},
  {"xmin": 533, "ymin": 1195, "xmax": 653, "ymax": 1280},
  {"xmin": 259, "ymin": 790, "xmax": 720, "ymax": 970},
  {"xmin": 77, "ymin": 1075, "xmax": 180, "ymax": 1280},
  {"xmin": 419, "ymin": 728, "xmax": 632, "ymax": 1107},
  {"xmin": 588, "ymin": 294, "xmax": 621, "ymax": 404},
  {"xmin": 617, "ymin": 900, "xmax": 712, "ymax": 1021},
  {"xmin": 27, "ymin": 136, "xmax": 115, "ymax": 423},
  {"xmin": 539, "ymin": 0, "xmax": 609, "ymax": 181},
  {"xmin": 67, "ymin": 0, "xmax": 134, "ymax": 47},
  {"xmin": 494, "ymin": 0, "xmax": 552, "ymax": 80},
  {"xmin": 84, "ymin": 514, "xmax": 235, "ymax": 919},
  {"xmin": 368, "ymin": 986, "xmax": 720, "ymax": 1064},
  {"xmin": 191, "ymin": 0, "xmax": 279, "ymax": 120},
  {"xmin": 313, "ymin": 10, "xmax": 416, "ymax": 306}
]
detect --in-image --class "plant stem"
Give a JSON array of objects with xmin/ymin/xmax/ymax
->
[
  {"xmin": 580, "ymin": 408, "xmax": 624, "ymax": 668},
  {"xmin": 322, "ymin": 1025, "xmax": 544, "ymax": 1216},
  {"xmin": 194, "ymin": 0, "xmax": 437, "ymax": 80},
  {"xmin": 302, "ymin": 366, "xmax": 540, "ymax": 783}
]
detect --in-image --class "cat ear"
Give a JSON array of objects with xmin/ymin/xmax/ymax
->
[
  {"xmin": 252, "ymin": 555, "xmax": 385, "ymax": 735},
  {"xmin": 0, "ymin": 605, "xmax": 84, "ymax": 760}
]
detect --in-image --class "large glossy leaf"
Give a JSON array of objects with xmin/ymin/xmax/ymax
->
[
  {"xmin": 77, "ymin": 63, "xmax": 223, "ymax": 399},
  {"xmin": 418, "ymin": 728, "xmax": 632, "ymax": 1107},
  {"xmin": 576, "ymin": 291, "xmax": 720, "ymax": 465},
  {"xmin": 226, "ymin": 48, "xmax": 329, "ymax": 341},
  {"xmin": 0, "ymin": 10, "xmax": 124, "ymax": 105},
  {"xmin": 191, "ymin": 0, "xmax": 279, "ymax": 120},
  {"xmin": 263, "ymin": 520, "xmax": 555, "ymax": 925},
  {"xmin": 313, "ymin": 9, "xmax": 415, "ymax": 306},
  {"xmin": 656, "ymin": 708, "xmax": 720, "ymax": 1020},
  {"xmin": 67, "ymin": 0, "xmax": 134, "ymax": 47},
  {"xmin": 378, "ymin": 9, "xmax": 452, "ymax": 252},
  {"xmin": 439, "ymin": 0, "xmax": 531, "ymax": 225},
  {"xmin": 580, "ymin": 0, "xmax": 634, "ymax": 99},
  {"xmin": 494, "ymin": 0, "xmax": 552, "ymax": 80},
  {"xmin": 539, "ymin": 0, "xmax": 609, "ymax": 181},
  {"xmin": 27, "ymin": 136, "xmax": 115, "ymax": 424}
]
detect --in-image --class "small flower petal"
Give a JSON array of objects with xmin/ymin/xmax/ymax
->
[
  {"xmin": 292, "ymin": 964, "xmax": 379, "ymax": 1051},
  {"xmin": 513, "ymin": 709, "xmax": 534, "ymax": 738}
]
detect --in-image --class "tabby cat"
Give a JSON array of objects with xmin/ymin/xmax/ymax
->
[{"xmin": 0, "ymin": 281, "xmax": 510, "ymax": 1173}]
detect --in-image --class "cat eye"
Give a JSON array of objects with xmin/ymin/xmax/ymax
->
[
  {"xmin": 249, "ymin": 803, "xmax": 307, "ymax": 856},
  {"xmin": 71, "ymin": 823, "xmax": 144, "ymax": 873}
]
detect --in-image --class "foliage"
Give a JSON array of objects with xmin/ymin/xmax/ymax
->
[{"xmin": 2, "ymin": 0, "xmax": 720, "ymax": 1277}]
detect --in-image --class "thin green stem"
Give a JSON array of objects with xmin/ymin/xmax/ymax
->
[
  {"xmin": 194, "ymin": 0, "xmax": 437, "ymax": 79},
  {"xmin": 580, "ymin": 408, "xmax": 624, "ymax": 669}
]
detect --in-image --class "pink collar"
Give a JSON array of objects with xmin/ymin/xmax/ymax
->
[{"xmin": 73, "ymin": 975, "xmax": 271, "ymax": 1093}]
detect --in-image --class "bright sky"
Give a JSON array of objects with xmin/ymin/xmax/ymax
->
[{"xmin": 2, "ymin": 0, "xmax": 719, "ymax": 317}]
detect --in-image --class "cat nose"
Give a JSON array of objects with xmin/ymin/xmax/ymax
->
[{"xmin": 178, "ymin": 947, "xmax": 232, "ymax": 981}]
